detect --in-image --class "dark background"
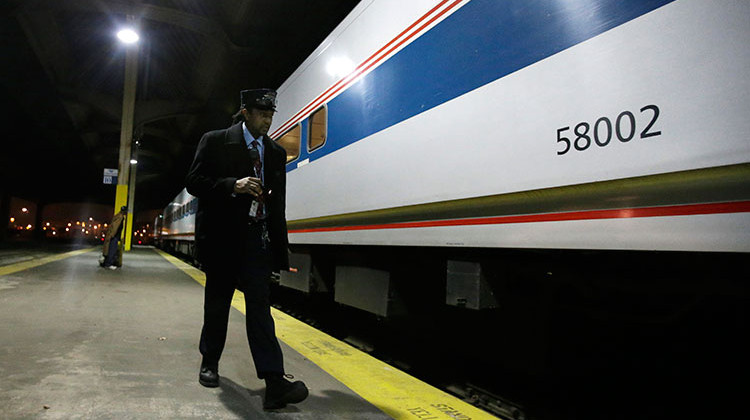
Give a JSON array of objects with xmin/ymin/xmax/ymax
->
[{"xmin": 0, "ymin": 0, "xmax": 360, "ymax": 231}]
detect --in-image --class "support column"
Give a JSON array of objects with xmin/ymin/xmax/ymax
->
[{"xmin": 114, "ymin": 16, "xmax": 139, "ymax": 252}]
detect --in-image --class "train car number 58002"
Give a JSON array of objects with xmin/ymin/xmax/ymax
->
[{"xmin": 556, "ymin": 104, "xmax": 662, "ymax": 156}]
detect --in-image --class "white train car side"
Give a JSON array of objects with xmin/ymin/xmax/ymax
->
[{"xmin": 271, "ymin": 0, "xmax": 749, "ymax": 254}]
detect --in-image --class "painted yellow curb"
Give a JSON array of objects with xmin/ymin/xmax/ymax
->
[
  {"xmin": 0, "ymin": 247, "xmax": 96, "ymax": 277},
  {"xmin": 155, "ymin": 248, "xmax": 497, "ymax": 420}
]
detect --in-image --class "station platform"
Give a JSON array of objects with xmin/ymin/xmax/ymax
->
[{"xmin": 0, "ymin": 245, "xmax": 496, "ymax": 419}]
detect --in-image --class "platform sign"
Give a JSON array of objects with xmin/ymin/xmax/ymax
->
[{"xmin": 103, "ymin": 168, "xmax": 118, "ymax": 185}]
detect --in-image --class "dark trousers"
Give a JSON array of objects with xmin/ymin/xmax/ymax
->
[
  {"xmin": 104, "ymin": 238, "xmax": 119, "ymax": 267},
  {"xmin": 198, "ymin": 223, "xmax": 284, "ymax": 379}
]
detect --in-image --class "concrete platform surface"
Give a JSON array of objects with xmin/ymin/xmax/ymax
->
[{"xmin": 0, "ymin": 246, "xmax": 390, "ymax": 419}]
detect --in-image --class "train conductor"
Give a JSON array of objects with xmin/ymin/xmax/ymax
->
[{"xmin": 185, "ymin": 88, "xmax": 308, "ymax": 409}]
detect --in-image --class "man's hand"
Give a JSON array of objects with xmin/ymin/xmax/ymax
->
[{"xmin": 233, "ymin": 177, "xmax": 263, "ymax": 197}]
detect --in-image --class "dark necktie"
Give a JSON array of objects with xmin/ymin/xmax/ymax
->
[{"xmin": 249, "ymin": 140, "xmax": 264, "ymax": 220}]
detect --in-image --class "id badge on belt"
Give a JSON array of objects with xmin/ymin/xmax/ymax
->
[{"xmin": 249, "ymin": 200, "xmax": 259, "ymax": 217}]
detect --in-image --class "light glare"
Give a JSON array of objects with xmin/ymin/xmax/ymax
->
[
  {"xmin": 117, "ymin": 28, "xmax": 139, "ymax": 44},
  {"xmin": 326, "ymin": 57, "xmax": 355, "ymax": 79}
]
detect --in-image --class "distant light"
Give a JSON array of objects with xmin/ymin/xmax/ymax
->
[
  {"xmin": 130, "ymin": 159, "xmax": 138, "ymax": 165},
  {"xmin": 117, "ymin": 28, "xmax": 139, "ymax": 44},
  {"xmin": 9, "ymin": 217, "xmax": 14, "ymax": 223},
  {"xmin": 21, "ymin": 207, "xmax": 28, "ymax": 213},
  {"xmin": 326, "ymin": 56, "xmax": 355, "ymax": 79},
  {"xmin": 26, "ymin": 224, "xmax": 32, "ymax": 230}
]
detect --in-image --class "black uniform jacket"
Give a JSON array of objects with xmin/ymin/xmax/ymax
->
[{"xmin": 185, "ymin": 122, "xmax": 290, "ymax": 272}]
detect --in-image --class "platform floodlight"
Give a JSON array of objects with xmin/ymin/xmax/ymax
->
[{"xmin": 117, "ymin": 28, "xmax": 139, "ymax": 44}]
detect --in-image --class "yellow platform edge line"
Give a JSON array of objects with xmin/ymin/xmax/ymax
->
[
  {"xmin": 0, "ymin": 247, "xmax": 96, "ymax": 277},
  {"xmin": 154, "ymin": 248, "xmax": 498, "ymax": 420}
]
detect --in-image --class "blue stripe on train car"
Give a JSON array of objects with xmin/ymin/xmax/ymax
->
[{"xmin": 290, "ymin": 0, "xmax": 675, "ymax": 171}]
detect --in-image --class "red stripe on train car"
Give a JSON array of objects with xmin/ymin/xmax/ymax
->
[
  {"xmin": 288, "ymin": 201, "xmax": 750, "ymax": 233},
  {"xmin": 271, "ymin": 0, "xmax": 464, "ymax": 139}
]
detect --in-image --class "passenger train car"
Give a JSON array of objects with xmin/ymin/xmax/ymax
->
[
  {"xmin": 159, "ymin": 1, "xmax": 748, "ymax": 413},
  {"xmin": 162, "ymin": 0, "xmax": 749, "ymax": 272},
  {"xmin": 272, "ymin": 0, "xmax": 749, "ymax": 254}
]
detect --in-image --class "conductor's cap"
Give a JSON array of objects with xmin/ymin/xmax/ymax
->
[{"xmin": 240, "ymin": 89, "xmax": 277, "ymax": 112}]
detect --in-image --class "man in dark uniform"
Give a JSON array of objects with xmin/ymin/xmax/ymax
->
[{"xmin": 185, "ymin": 89, "xmax": 308, "ymax": 410}]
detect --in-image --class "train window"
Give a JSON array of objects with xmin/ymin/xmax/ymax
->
[
  {"xmin": 308, "ymin": 105, "xmax": 327, "ymax": 151},
  {"xmin": 276, "ymin": 124, "xmax": 300, "ymax": 163}
]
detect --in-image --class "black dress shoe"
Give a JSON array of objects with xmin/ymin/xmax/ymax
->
[
  {"xmin": 264, "ymin": 376, "xmax": 309, "ymax": 409},
  {"xmin": 199, "ymin": 365, "xmax": 219, "ymax": 388}
]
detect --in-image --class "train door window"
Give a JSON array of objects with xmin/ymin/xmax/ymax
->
[
  {"xmin": 276, "ymin": 124, "xmax": 301, "ymax": 163},
  {"xmin": 308, "ymin": 105, "xmax": 327, "ymax": 151}
]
